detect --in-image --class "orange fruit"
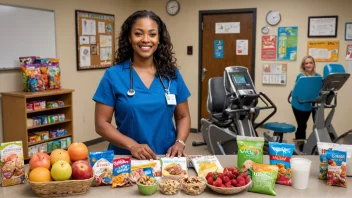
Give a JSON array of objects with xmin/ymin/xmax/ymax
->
[
  {"xmin": 50, "ymin": 149, "xmax": 71, "ymax": 165},
  {"xmin": 29, "ymin": 167, "xmax": 52, "ymax": 182},
  {"xmin": 68, "ymin": 142, "xmax": 89, "ymax": 162}
]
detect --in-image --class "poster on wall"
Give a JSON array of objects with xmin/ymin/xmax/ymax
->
[
  {"xmin": 346, "ymin": 44, "xmax": 352, "ymax": 60},
  {"xmin": 261, "ymin": 35, "xmax": 277, "ymax": 60},
  {"xmin": 236, "ymin": 40, "xmax": 248, "ymax": 55},
  {"xmin": 277, "ymin": 26, "xmax": 298, "ymax": 61},
  {"xmin": 307, "ymin": 40, "xmax": 339, "ymax": 62},
  {"xmin": 262, "ymin": 63, "xmax": 287, "ymax": 85},
  {"xmin": 214, "ymin": 40, "xmax": 224, "ymax": 58}
]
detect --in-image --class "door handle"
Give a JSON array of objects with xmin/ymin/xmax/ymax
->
[{"xmin": 202, "ymin": 68, "xmax": 207, "ymax": 82}]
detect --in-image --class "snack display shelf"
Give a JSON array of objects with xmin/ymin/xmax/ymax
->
[
  {"xmin": 27, "ymin": 119, "xmax": 72, "ymax": 130},
  {"xmin": 27, "ymin": 105, "xmax": 71, "ymax": 114},
  {"xmin": 28, "ymin": 134, "xmax": 72, "ymax": 146}
]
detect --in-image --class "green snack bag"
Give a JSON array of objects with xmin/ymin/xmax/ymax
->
[
  {"xmin": 237, "ymin": 136, "xmax": 264, "ymax": 172},
  {"xmin": 249, "ymin": 163, "xmax": 278, "ymax": 196}
]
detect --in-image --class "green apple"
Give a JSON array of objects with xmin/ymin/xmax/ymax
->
[{"xmin": 51, "ymin": 160, "xmax": 72, "ymax": 181}]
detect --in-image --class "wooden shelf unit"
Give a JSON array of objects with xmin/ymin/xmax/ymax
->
[{"xmin": 1, "ymin": 89, "xmax": 74, "ymax": 160}]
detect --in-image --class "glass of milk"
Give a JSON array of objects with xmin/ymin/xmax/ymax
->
[{"xmin": 291, "ymin": 158, "xmax": 311, "ymax": 190}]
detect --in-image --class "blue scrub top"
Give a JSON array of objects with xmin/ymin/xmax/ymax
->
[
  {"xmin": 93, "ymin": 60, "xmax": 191, "ymax": 155},
  {"xmin": 295, "ymin": 73, "xmax": 321, "ymax": 82}
]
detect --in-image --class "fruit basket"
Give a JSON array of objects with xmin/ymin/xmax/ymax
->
[
  {"xmin": 207, "ymin": 180, "xmax": 252, "ymax": 195},
  {"xmin": 26, "ymin": 172, "xmax": 94, "ymax": 197}
]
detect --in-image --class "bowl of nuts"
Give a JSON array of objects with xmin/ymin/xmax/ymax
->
[
  {"xmin": 181, "ymin": 176, "xmax": 207, "ymax": 195},
  {"xmin": 158, "ymin": 177, "xmax": 181, "ymax": 195},
  {"xmin": 137, "ymin": 176, "xmax": 158, "ymax": 196}
]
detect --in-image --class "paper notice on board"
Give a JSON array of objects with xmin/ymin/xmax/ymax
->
[
  {"xmin": 100, "ymin": 47, "xmax": 112, "ymax": 61},
  {"xmin": 80, "ymin": 46, "xmax": 91, "ymax": 66},
  {"xmin": 80, "ymin": 36, "xmax": 89, "ymax": 44},
  {"xmin": 90, "ymin": 36, "xmax": 96, "ymax": 44},
  {"xmin": 98, "ymin": 22, "xmax": 105, "ymax": 33},
  {"xmin": 236, "ymin": 40, "xmax": 248, "ymax": 55},
  {"xmin": 100, "ymin": 35, "xmax": 112, "ymax": 47},
  {"xmin": 215, "ymin": 22, "xmax": 240, "ymax": 34},
  {"xmin": 82, "ymin": 19, "xmax": 96, "ymax": 35}
]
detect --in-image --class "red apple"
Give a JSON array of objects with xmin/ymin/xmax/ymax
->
[
  {"xmin": 29, "ymin": 152, "xmax": 51, "ymax": 170},
  {"xmin": 71, "ymin": 160, "xmax": 93, "ymax": 180}
]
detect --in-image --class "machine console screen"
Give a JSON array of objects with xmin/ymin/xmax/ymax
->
[{"xmin": 232, "ymin": 74, "xmax": 247, "ymax": 84}]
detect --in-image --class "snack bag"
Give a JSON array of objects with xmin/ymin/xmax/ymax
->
[
  {"xmin": 326, "ymin": 150, "xmax": 347, "ymax": 187},
  {"xmin": 317, "ymin": 142, "xmax": 335, "ymax": 180},
  {"xmin": 333, "ymin": 144, "xmax": 352, "ymax": 176},
  {"xmin": 268, "ymin": 142, "xmax": 294, "ymax": 185},
  {"xmin": 47, "ymin": 63, "xmax": 61, "ymax": 89},
  {"xmin": 130, "ymin": 159, "xmax": 161, "ymax": 183},
  {"xmin": 112, "ymin": 157, "xmax": 133, "ymax": 188},
  {"xmin": 161, "ymin": 157, "xmax": 188, "ymax": 178},
  {"xmin": 249, "ymin": 163, "xmax": 278, "ymax": 196},
  {"xmin": 89, "ymin": 150, "xmax": 114, "ymax": 186},
  {"xmin": 237, "ymin": 136, "xmax": 264, "ymax": 173},
  {"xmin": 189, "ymin": 155, "xmax": 223, "ymax": 178},
  {"xmin": 21, "ymin": 63, "xmax": 45, "ymax": 92},
  {"xmin": 0, "ymin": 141, "xmax": 25, "ymax": 187}
]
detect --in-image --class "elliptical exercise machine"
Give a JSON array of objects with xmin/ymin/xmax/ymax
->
[{"xmin": 289, "ymin": 64, "xmax": 350, "ymax": 155}]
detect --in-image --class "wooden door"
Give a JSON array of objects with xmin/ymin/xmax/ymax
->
[{"xmin": 199, "ymin": 9, "xmax": 256, "ymax": 129}]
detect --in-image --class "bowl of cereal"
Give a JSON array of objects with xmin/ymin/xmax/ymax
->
[
  {"xmin": 137, "ymin": 176, "xmax": 158, "ymax": 196},
  {"xmin": 181, "ymin": 176, "xmax": 207, "ymax": 195},
  {"xmin": 158, "ymin": 177, "xmax": 181, "ymax": 195}
]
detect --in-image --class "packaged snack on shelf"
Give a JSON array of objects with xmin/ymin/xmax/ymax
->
[
  {"xmin": 89, "ymin": 150, "xmax": 114, "ymax": 186},
  {"xmin": 49, "ymin": 130, "xmax": 58, "ymax": 138},
  {"xmin": 34, "ymin": 131, "xmax": 49, "ymax": 140},
  {"xmin": 326, "ymin": 150, "xmax": 347, "ymax": 187},
  {"xmin": 130, "ymin": 159, "xmax": 161, "ymax": 183},
  {"xmin": 52, "ymin": 140, "xmax": 61, "ymax": 150},
  {"xmin": 0, "ymin": 141, "xmax": 25, "ymax": 187},
  {"xmin": 66, "ymin": 137, "xmax": 72, "ymax": 147},
  {"xmin": 333, "ymin": 144, "xmax": 352, "ymax": 176},
  {"xmin": 249, "ymin": 163, "xmax": 278, "ymax": 196},
  {"xmin": 22, "ymin": 64, "xmax": 46, "ymax": 92},
  {"xmin": 39, "ymin": 101, "xmax": 46, "ymax": 109},
  {"xmin": 33, "ymin": 117, "xmax": 42, "ymax": 126},
  {"xmin": 317, "ymin": 142, "xmax": 335, "ymax": 180},
  {"xmin": 112, "ymin": 157, "xmax": 133, "ymax": 188},
  {"xmin": 27, "ymin": 118, "xmax": 34, "ymax": 127},
  {"xmin": 268, "ymin": 142, "xmax": 294, "ymax": 185},
  {"xmin": 28, "ymin": 135, "xmax": 37, "ymax": 143},
  {"xmin": 28, "ymin": 145, "xmax": 39, "ymax": 157},
  {"xmin": 47, "ymin": 142, "xmax": 53, "ymax": 152},
  {"xmin": 237, "ymin": 136, "xmax": 264, "ymax": 173},
  {"xmin": 40, "ymin": 116, "xmax": 48, "ymax": 125},
  {"xmin": 47, "ymin": 63, "xmax": 61, "ymax": 90},
  {"xmin": 57, "ymin": 129, "xmax": 67, "ymax": 137},
  {"xmin": 161, "ymin": 157, "xmax": 188, "ymax": 178},
  {"xmin": 58, "ymin": 113, "xmax": 65, "ymax": 121},
  {"xmin": 47, "ymin": 101, "xmax": 58, "ymax": 108},
  {"xmin": 189, "ymin": 155, "xmax": 223, "ymax": 178},
  {"xmin": 26, "ymin": 102, "xmax": 34, "ymax": 111},
  {"xmin": 33, "ymin": 101, "xmax": 41, "ymax": 110},
  {"xmin": 58, "ymin": 100, "xmax": 64, "ymax": 106},
  {"xmin": 60, "ymin": 138, "xmax": 67, "ymax": 149},
  {"xmin": 19, "ymin": 56, "xmax": 36, "ymax": 65},
  {"xmin": 38, "ymin": 143, "xmax": 47, "ymax": 153}
]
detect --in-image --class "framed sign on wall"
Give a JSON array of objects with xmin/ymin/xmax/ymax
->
[
  {"xmin": 75, "ymin": 10, "xmax": 115, "ymax": 70},
  {"xmin": 308, "ymin": 16, "xmax": 338, "ymax": 38}
]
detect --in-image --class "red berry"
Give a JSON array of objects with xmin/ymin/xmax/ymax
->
[
  {"xmin": 225, "ymin": 181, "xmax": 232, "ymax": 188},
  {"xmin": 245, "ymin": 177, "xmax": 251, "ymax": 184},
  {"xmin": 223, "ymin": 167, "xmax": 229, "ymax": 173},
  {"xmin": 238, "ymin": 180, "xmax": 246, "ymax": 187},
  {"xmin": 218, "ymin": 173, "xmax": 224, "ymax": 180},
  {"xmin": 215, "ymin": 178, "xmax": 222, "ymax": 184},
  {"xmin": 236, "ymin": 176, "xmax": 244, "ymax": 182},
  {"xmin": 220, "ymin": 184, "xmax": 226, "ymax": 188},
  {"xmin": 226, "ymin": 172, "xmax": 234, "ymax": 180},
  {"xmin": 223, "ymin": 176, "xmax": 230, "ymax": 183},
  {"xmin": 232, "ymin": 168, "xmax": 239, "ymax": 176},
  {"xmin": 207, "ymin": 177, "xmax": 214, "ymax": 185},
  {"xmin": 240, "ymin": 172, "xmax": 248, "ymax": 178},
  {"xmin": 206, "ymin": 172, "xmax": 214, "ymax": 180},
  {"xmin": 231, "ymin": 179, "xmax": 237, "ymax": 186},
  {"xmin": 214, "ymin": 180, "xmax": 222, "ymax": 187}
]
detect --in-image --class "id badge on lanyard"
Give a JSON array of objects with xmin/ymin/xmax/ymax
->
[{"xmin": 160, "ymin": 75, "xmax": 176, "ymax": 106}]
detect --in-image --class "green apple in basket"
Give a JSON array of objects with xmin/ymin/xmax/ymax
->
[{"xmin": 51, "ymin": 160, "xmax": 72, "ymax": 181}]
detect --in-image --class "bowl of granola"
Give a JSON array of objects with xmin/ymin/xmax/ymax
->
[
  {"xmin": 181, "ymin": 176, "xmax": 207, "ymax": 195},
  {"xmin": 158, "ymin": 177, "xmax": 181, "ymax": 195},
  {"xmin": 137, "ymin": 176, "xmax": 158, "ymax": 196}
]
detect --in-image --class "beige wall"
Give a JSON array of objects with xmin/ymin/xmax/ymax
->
[{"xmin": 0, "ymin": 0, "xmax": 351, "ymax": 143}]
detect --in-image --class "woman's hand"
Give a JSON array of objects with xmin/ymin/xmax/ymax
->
[
  {"xmin": 166, "ymin": 142, "xmax": 184, "ymax": 157},
  {"xmin": 130, "ymin": 144, "xmax": 157, "ymax": 160}
]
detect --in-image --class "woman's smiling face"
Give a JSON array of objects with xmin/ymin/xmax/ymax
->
[{"xmin": 129, "ymin": 17, "xmax": 159, "ymax": 60}]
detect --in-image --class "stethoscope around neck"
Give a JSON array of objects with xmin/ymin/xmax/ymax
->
[{"xmin": 127, "ymin": 60, "xmax": 170, "ymax": 97}]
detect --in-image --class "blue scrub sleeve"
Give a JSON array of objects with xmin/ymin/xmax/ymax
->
[
  {"xmin": 176, "ymin": 70, "xmax": 191, "ymax": 104},
  {"xmin": 93, "ymin": 69, "xmax": 115, "ymax": 107},
  {"xmin": 295, "ymin": 73, "xmax": 303, "ymax": 83}
]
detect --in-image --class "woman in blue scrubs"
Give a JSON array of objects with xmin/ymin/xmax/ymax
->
[{"xmin": 93, "ymin": 10, "xmax": 191, "ymax": 160}]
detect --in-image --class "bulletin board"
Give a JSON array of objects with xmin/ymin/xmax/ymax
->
[
  {"xmin": 262, "ymin": 63, "xmax": 287, "ymax": 85},
  {"xmin": 307, "ymin": 40, "xmax": 339, "ymax": 62},
  {"xmin": 75, "ymin": 10, "xmax": 115, "ymax": 70}
]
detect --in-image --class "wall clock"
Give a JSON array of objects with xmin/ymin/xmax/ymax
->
[
  {"xmin": 266, "ymin": 10, "xmax": 281, "ymax": 26},
  {"xmin": 166, "ymin": 0, "xmax": 180, "ymax": 16}
]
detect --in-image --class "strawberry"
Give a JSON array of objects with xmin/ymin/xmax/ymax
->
[
  {"xmin": 207, "ymin": 177, "xmax": 214, "ymax": 185},
  {"xmin": 220, "ymin": 184, "xmax": 226, "ymax": 188},
  {"xmin": 240, "ymin": 172, "xmax": 248, "ymax": 179},
  {"xmin": 245, "ymin": 177, "xmax": 251, "ymax": 184},
  {"xmin": 223, "ymin": 176, "xmax": 230, "ymax": 183},
  {"xmin": 214, "ymin": 180, "xmax": 222, "ymax": 187},
  {"xmin": 223, "ymin": 167, "xmax": 229, "ymax": 173},
  {"xmin": 236, "ymin": 176, "xmax": 244, "ymax": 182},
  {"xmin": 225, "ymin": 181, "xmax": 232, "ymax": 188},
  {"xmin": 226, "ymin": 172, "xmax": 234, "ymax": 180},
  {"xmin": 231, "ymin": 167, "xmax": 239, "ymax": 176},
  {"xmin": 217, "ymin": 173, "xmax": 224, "ymax": 181},
  {"xmin": 238, "ymin": 180, "xmax": 246, "ymax": 187},
  {"xmin": 215, "ymin": 177, "xmax": 222, "ymax": 184},
  {"xmin": 206, "ymin": 172, "xmax": 214, "ymax": 180},
  {"xmin": 231, "ymin": 179, "xmax": 237, "ymax": 186}
]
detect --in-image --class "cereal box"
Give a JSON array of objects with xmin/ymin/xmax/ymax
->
[
  {"xmin": 89, "ymin": 150, "xmax": 114, "ymax": 186},
  {"xmin": 0, "ymin": 141, "xmax": 25, "ymax": 187},
  {"xmin": 112, "ymin": 157, "xmax": 133, "ymax": 188},
  {"xmin": 161, "ymin": 157, "xmax": 188, "ymax": 178}
]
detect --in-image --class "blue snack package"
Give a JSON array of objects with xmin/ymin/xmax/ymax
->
[
  {"xmin": 112, "ymin": 157, "xmax": 133, "ymax": 188},
  {"xmin": 89, "ymin": 150, "xmax": 114, "ymax": 186},
  {"xmin": 268, "ymin": 142, "xmax": 295, "ymax": 186}
]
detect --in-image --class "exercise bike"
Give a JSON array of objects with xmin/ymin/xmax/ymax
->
[
  {"xmin": 288, "ymin": 64, "xmax": 351, "ymax": 155},
  {"xmin": 193, "ymin": 66, "xmax": 295, "ymax": 155}
]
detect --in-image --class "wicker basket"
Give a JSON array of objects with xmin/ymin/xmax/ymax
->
[
  {"xmin": 26, "ymin": 172, "xmax": 94, "ymax": 197},
  {"xmin": 206, "ymin": 180, "xmax": 252, "ymax": 195}
]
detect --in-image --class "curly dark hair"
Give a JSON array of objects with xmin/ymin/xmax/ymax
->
[{"xmin": 115, "ymin": 10, "xmax": 177, "ymax": 79}]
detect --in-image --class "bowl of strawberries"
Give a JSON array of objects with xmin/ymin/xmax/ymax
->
[{"xmin": 206, "ymin": 166, "xmax": 251, "ymax": 195}]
